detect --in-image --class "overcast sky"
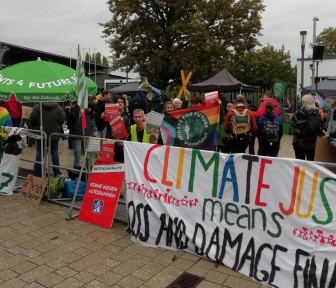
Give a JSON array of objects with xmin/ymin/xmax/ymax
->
[{"xmin": 1, "ymin": 0, "xmax": 335, "ymax": 71}]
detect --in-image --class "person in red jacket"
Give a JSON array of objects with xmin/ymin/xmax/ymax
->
[
  {"xmin": 5, "ymin": 93, "xmax": 22, "ymax": 127},
  {"xmin": 252, "ymin": 91, "xmax": 280, "ymax": 118}
]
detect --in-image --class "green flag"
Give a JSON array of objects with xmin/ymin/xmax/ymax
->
[
  {"xmin": 74, "ymin": 45, "xmax": 88, "ymax": 109},
  {"xmin": 273, "ymin": 79, "xmax": 287, "ymax": 99}
]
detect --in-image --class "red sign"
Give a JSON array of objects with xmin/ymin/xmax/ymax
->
[
  {"xmin": 104, "ymin": 103, "xmax": 119, "ymax": 122},
  {"xmin": 78, "ymin": 160, "xmax": 125, "ymax": 228},
  {"xmin": 100, "ymin": 141, "xmax": 114, "ymax": 163},
  {"xmin": 204, "ymin": 91, "xmax": 218, "ymax": 107}
]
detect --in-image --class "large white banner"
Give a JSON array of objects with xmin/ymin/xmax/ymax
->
[{"xmin": 124, "ymin": 142, "xmax": 336, "ymax": 288}]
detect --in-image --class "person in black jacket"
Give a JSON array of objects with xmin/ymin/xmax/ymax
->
[
  {"xmin": 67, "ymin": 101, "xmax": 89, "ymax": 169},
  {"xmin": 291, "ymin": 94, "xmax": 322, "ymax": 161},
  {"xmin": 29, "ymin": 102, "xmax": 66, "ymax": 177}
]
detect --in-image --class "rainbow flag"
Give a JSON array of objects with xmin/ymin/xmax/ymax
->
[
  {"xmin": 160, "ymin": 105, "xmax": 219, "ymax": 150},
  {"xmin": 0, "ymin": 107, "xmax": 12, "ymax": 139},
  {"xmin": 314, "ymin": 92, "xmax": 325, "ymax": 109}
]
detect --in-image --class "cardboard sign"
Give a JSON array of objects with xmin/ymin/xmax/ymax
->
[
  {"xmin": 20, "ymin": 174, "xmax": 47, "ymax": 205},
  {"xmin": 21, "ymin": 106, "xmax": 33, "ymax": 119},
  {"xmin": 78, "ymin": 161, "xmax": 125, "ymax": 228},
  {"xmin": 314, "ymin": 136, "xmax": 336, "ymax": 173}
]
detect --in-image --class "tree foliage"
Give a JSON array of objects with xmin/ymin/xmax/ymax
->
[
  {"xmin": 84, "ymin": 52, "xmax": 108, "ymax": 67},
  {"xmin": 316, "ymin": 27, "xmax": 336, "ymax": 56},
  {"xmin": 230, "ymin": 45, "xmax": 296, "ymax": 89},
  {"xmin": 101, "ymin": 0, "xmax": 265, "ymax": 88}
]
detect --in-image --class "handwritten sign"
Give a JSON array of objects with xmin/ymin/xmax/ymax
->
[
  {"xmin": 20, "ymin": 175, "xmax": 47, "ymax": 205},
  {"xmin": 124, "ymin": 142, "xmax": 336, "ymax": 288}
]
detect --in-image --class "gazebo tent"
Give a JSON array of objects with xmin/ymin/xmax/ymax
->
[
  {"xmin": 305, "ymin": 77, "xmax": 336, "ymax": 97},
  {"xmin": 187, "ymin": 68, "xmax": 259, "ymax": 92},
  {"xmin": 110, "ymin": 81, "xmax": 147, "ymax": 96}
]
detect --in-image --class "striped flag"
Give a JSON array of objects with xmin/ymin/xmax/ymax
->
[{"xmin": 73, "ymin": 45, "xmax": 88, "ymax": 128}]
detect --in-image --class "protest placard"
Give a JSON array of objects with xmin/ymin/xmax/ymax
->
[{"xmin": 20, "ymin": 175, "xmax": 47, "ymax": 205}]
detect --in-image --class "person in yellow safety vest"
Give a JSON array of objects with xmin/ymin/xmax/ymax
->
[{"xmin": 126, "ymin": 109, "xmax": 157, "ymax": 144}]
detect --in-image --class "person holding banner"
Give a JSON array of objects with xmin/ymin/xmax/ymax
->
[{"xmin": 95, "ymin": 90, "xmax": 112, "ymax": 138}]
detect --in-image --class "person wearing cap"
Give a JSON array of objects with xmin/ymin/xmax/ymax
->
[{"xmin": 224, "ymin": 96, "xmax": 256, "ymax": 153}]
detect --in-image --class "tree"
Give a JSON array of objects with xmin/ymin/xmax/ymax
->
[
  {"xmin": 231, "ymin": 45, "xmax": 296, "ymax": 89},
  {"xmin": 316, "ymin": 27, "xmax": 336, "ymax": 56},
  {"xmin": 101, "ymin": 0, "xmax": 265, "ymax": 88}
]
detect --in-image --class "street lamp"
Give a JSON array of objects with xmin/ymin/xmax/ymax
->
[{"xmin": 300, "ymin": 31, "xmax": 307, "ymax": 92}]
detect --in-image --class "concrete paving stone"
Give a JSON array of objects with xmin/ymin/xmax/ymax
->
[
  {"xmin": 113, "ymin": 236, "xmax": 134, "ymax": 248},
  {"xmin": 57, "ymin": 233, "xmax": 82, "ymax": 243},
  {"xmin": 197, "ymin": 280, "xmax": 223, "ymax": 288},
  {"xmin": 0, "ymin": 240, "xmax": 17, "ymax": 249},
  {"xmin": 82, "ymin": 241, "xmax": 108, "ymax": 252},
  {"xmin": 0, "ymin": 269, "xmax": 18, "ymax": 281},
  {"xmin": 152, "ymin": 249, "xmax": 184, "ymax": 266},
  {"xmin": 55, "ymin": 266, "xmax": 78, "ymax": 278},
  {"xmin": 55, "ymin": 252, "xmax": 83, "ymax": 264},
  {"xmin": 100, "ymin": 258, "xmax": 122, "ymax": 269},
  {"xmin": 122, "ymin": 243, "xmax": 147, "ymax": 255},
  {"xmin": 20, "ymin": 248, "xmax": 42, "ymax": 258},
  {"xmin": 9, "ymin": 260, "xmax": 38, "ymax": 274},
  {"xmin": 187, "ymin": 265, "xmax": 212, "ymax": 277},
  {"xmin": 0, "ymin": 250, "xmax": 13, "ymax": 261},
  {"xmin": 131, "ymin": 261, "xmax": 165, "ymax": 281},
  {"xmin": 117, "ymin": 275, "xmax": 144, "ymax": 288},
  {"xmin": 74, "ymin": 235, "xmax": 96, "ymax": 244},
  {"xmin": 15, "ymin": 224, "xmax": 42, "ymax": 235},
  {"xmin": 36, "ymin": 272, "xmax": 65, "ymax": 287},
  {"xmin": 34, "ymin": 243, "xmax": 58, "ymax": 253},
  {"xmin": 0, "ymin": 227, "xmax": 20, "ymax": 240},
  {"xmin": 73, "ymin": 247, "xmax": 95, "ymax": 257},
  {"xmin": 45, "ymin": 259, "xmax": 67, "ymax": 269},
  {"xmin": 180, "ymin": 251, "xmax": 202, "ymax": 262},
  {"xmin": 0, "ymin": 277, "xmax": 27, "ymax": 288},
  {"xmin": 194, "ymin": 258, "xmax": 216, "ymax": 270},
  {"xmin": 84, "ymin": 280, "xmax": 111, "ymax": 288},
  {"xmin": 85, "ymin": 263, "xmax": 111, "ymax": 276},
  {"xmin": 108, "ymin": 250, "xmax": 134, "ymax": 262},
  {"xmin": 86, "ymin": 230, "xmax": 110, "ymax": 240},
  {"xmin": 0, "ymin": 254, "xmax": 28, "ymax": 270},
  {"xmin": 137, "ymin": 246, "xmax": 165, "ymax": 259},
  {"xmin": 170, "ymin": 257, "xmax": 195, "ymax": 270},
  {"xmin": 205, "ymin": 270, "xmax": 229, "ymax": 284},
  {"xmin": 102, "ymin": 243, "xmax": 123, "ymax": 254},
  {"xmin": 112, "ymin": 255, "xmax": 152, "ymax": 276},
  {"xmin": 26, "ymin": 255, "xmax": 50, "ymax": 266},
  {"xmin": 96, "ymin": 233, "xmax": 124, "ymax": 245},
  {"xmin": 24, "ymin": 282, "xmax": 46, "ymax": 288},
  {"xmin": 68, "ymin": 249, "xmax": 112, "ymax": 272},
  {"xmin": 212, "ymin": 264, "xmax": 243, "ymax": 277},
  {"xmin": 97, "ymin": 271, "xmax": 124, "ymax": 285},
  {"xmin": 18, "ymin": 264, "xmax": 55, "ymax": 283},
  {"xmin": 53, "ymin": 277, "xmax": 85, "ymax": 288},
  {"xmin": 73, "ymin": 271, "xmax": 97, "ymax": 284},
  {"xmin": 223, "ymin": 275, "xmax": 261, "ymax": 288},
  {"xmin": 144, "ymin": 265, "xmax": 185, "ymax": 288}
]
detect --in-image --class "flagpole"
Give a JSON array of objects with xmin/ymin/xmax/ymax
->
[
  {"xmin": 69, "ymin": 48, "xmax": 71, "ymax": 68},
  {"xmin": 88, "ymin": 48, "xmax": 91, "ymax": 78},
  {"xmin": 94, "ymin": 48, "xmax": 97, "ymax": 85}
]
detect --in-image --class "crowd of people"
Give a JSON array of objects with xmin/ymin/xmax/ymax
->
[{"xmin": 0, "ymin": 86, "xmax": 334, "ymax": 178}]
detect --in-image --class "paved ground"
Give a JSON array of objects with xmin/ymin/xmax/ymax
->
[{"xmin": 0, "ymin": 135, "xmax": 296, "ymax": 288}]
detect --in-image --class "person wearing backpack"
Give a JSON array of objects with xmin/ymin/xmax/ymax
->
[
  {"xmin": 257, "ymin": 102, "xmax": 283, "ymax": 157},
  {"xmin": 291, "ymin": 94, "xmax": 322, "ymax": 161},
  {"xmin": 224, "ymin": 96, "xmax": 256, "ymax": 153}
]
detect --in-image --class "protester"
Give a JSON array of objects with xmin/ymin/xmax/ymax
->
[
  {"xmin": 291, "ymin": 94, "xmax": 322, "ymax": 161},
  {"xmin": 0, "ymin": 101, "xmax": 13, "ymax": 161},
  {"xmin": 29, "ymin": 102, "xmax": 66, "ymax": 177},
  {"xmin": 87, "ymin": 96, "xmax": 96, "ymax": 137},
  {"xmin": 283, "ymin": 96, "xmax": 293, "ymax": 123},
  {"xmin": 224, "ymin": 95, "xmax": 256, "ymax": 153},
  {"xmin": 126, "ymin": 109, "xmax": 156, "ymax": 144},
  {"xmin": 95, "ymin": 90, "xmax": 113, "ymax": 138},
  {"xmin": 252, "ymin": 91, "xmax": 280, "ymax": 118},
  {"xmin": 128, "ymin": 90, "xmax": 148, "ymax": 125},
  {"xmin": 219, "ymin": 101, "xmax": 233, "ymax": 153},
  {"xmin": 67, "ymin": 101, "xmax": 89, "ymax": 169},
  {"xmin": 256, "ymin": 102, "xmax": 283, "ymax": 157},
  {"xmin": 109, "ymin": 96, "xmax": 130, "ymax": 162},
  {"xmin": 173, "ymin": 98, "xmax": 182, "ymax": 110},
  {"xmin": 5, "ymin": 93, "xmax": 22, "ymax": 127},
  {"xmin": 163, "ymin": 100, "xmax": 176, "ymax": 113},
  {"xmin": 246, "ymin": 96, "xmax": 258, "ymax": 155},
  {"xmin": 326, "ymin": 100, "xmax": 336, "ymax": 149}
]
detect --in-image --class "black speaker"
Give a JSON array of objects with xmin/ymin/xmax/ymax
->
[{"xmin": 313, "ymin": 45, "xmax": 324, "ymax": 61}]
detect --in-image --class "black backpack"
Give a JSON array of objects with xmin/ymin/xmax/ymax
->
[
  {"xmin": 302, "ymin": 111, "xmax": 321, "ymax": 141},
  {"xmin": 261, "ymin": 118, "xmax": 280, "ymax": 146}
]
